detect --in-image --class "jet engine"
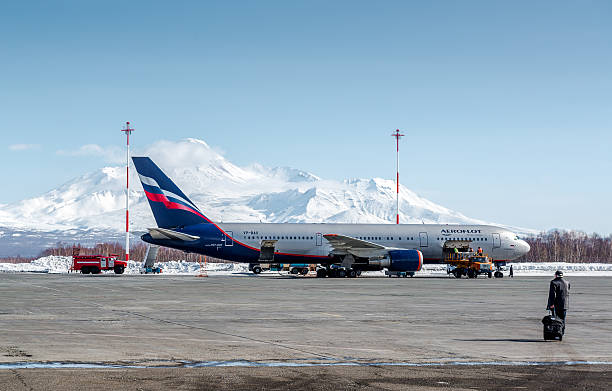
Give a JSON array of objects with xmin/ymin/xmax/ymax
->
[{"xmin": 370, "ymin": 250, "xmax": 423, "ymax": 272}]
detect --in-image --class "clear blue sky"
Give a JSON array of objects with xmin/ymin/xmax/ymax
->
[{"xmin": 1, "ymin": 1, "xmax": 611, "ymax": 234}]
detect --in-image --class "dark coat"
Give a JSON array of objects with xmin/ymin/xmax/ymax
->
[{"xmin": 547, "ymin": 277, "xmax": 570, "ymax": 310}]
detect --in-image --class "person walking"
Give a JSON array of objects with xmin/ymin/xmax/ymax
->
[
  {"xmin": 547, "ymin": 270, "xmax": 570, "ymax": 321},
  {"xmin": 509, "ymin": 265, "xmax": 514, "ymax": 278}
]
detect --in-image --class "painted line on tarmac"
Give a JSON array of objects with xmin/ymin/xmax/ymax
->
[
  {"xmin": 6, "ymin": 277, "xmax": 342, "ymax": 362},
  {"xmin": 1, "ymin": 360, "xmax": 612, "ymax": 370}
]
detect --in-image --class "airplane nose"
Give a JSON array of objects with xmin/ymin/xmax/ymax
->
[{"xmin": 521, "ymin": 240, "xmax": 530, "ymax": 254}]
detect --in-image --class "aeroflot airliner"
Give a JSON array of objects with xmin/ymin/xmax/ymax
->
[{"xmin": 133, "ymin": 157, "xmax": 530, "ymax": 277}]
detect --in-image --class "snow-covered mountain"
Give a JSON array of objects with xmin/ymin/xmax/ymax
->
[{"xmin": 0, "ymin": 138, "xmax": 521, "ymax": 255}]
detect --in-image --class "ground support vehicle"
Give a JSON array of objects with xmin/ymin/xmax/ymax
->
[
  {"xmin": 140, "ymin": 245, "xmax": 162, "ymax": 274},
  {"xmin": 288, "ymin": 264, "xmax": 312, "ymax": 275},
  {"xmin": 385, "ymin": 270, "xmax": 415, "ymax": 278},
  {"xmin": 445, "ymin": 254, "xmax": 494, "ymax": 279},
  {"xmin": 493, "ymin": 261, "xmax": 507, "ymax": 278},
  {"xmin": 143, "ymin": 266, "xmax": 162, "ymax": 274},
  {"xmin": 249, "ymin": 263, "xmax": 316, "ymax": 275},
  {"xmin": 72, "ymin": 255, "xmax": 126, "ymax": 275}
]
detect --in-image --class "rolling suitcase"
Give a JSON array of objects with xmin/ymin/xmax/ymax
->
[{"xmin": 542, "ymin": 309, "xmax": 565, "ymax": 341}]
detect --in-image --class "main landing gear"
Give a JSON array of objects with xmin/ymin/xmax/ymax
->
[{"xmin": 316, "ymin": 268, "xmax": 361, "ymax": 278}]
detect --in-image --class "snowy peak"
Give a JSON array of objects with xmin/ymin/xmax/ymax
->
[{"xmin": 0, "ymin": 138, "xmax": 491, "ymax": 234}]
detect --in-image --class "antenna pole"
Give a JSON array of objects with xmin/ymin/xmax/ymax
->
[
  {"xmin": 391, "ymin": 129, "xmax": 404, "ymax": 224},
  {"xmin": 121, "ymin": 122, "xmax": 134, "ymax": 263}
]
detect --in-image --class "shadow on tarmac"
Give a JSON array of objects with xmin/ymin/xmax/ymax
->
[{"xmin": 454, "ymin": 338, "xmax": 547, "ymax": 343}]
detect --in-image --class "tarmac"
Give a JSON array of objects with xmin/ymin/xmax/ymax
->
[{"xmin": 1, "ymin": 273, "xmax": 611, "ymax": 390}]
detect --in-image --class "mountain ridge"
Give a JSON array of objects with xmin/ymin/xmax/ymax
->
[{"xmin": 0, "ymin": 138, "xmax": 533, "ymax": 256}]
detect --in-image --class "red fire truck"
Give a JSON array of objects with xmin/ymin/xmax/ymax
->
[{"xmin": 72, "ymin": 254, "xmax": 127, "ymax": 274}]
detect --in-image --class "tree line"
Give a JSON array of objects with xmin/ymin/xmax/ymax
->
[
  {"xmin": 2, "ymin": 231, "xmax": 611, "ymax": 264},
  {"xmin": 37, "ymin": 242, "xmax": 229, "ymax": 263},
  {"xmin": 519, "ymin": 231, "xmax": 612, "ymax": 263}
]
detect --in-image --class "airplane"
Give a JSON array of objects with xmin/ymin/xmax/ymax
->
[{"xmin": 132, "ymin": 157, "xmax": 531, "ymax": 277}]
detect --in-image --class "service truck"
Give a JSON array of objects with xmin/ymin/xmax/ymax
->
[{"xmin": 72, "ymin": 255, "xmax": 126, "ymax": 274}]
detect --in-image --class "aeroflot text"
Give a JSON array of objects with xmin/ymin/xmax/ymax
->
[{"xmin": 440, "ymin": 229, "xmax": 482, "ymax": 234}]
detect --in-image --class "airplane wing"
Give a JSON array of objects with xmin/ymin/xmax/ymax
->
[
  {"xmin": 147, "ymin": 227, "xmax": 200, "ymax": 242},
  {"xmin": 323, "ymin": 234, "xmax": 386, "ymax": 257}
]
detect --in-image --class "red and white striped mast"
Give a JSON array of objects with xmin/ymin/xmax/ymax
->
[
  {"xmin": 391, "ymin": 129, "xmax": 404, "ymax": 224},
  {"xmin": 121, "ymin": 122, "xmax": 134, "ymax": 262}
]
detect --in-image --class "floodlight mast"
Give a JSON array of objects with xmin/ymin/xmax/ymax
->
[
  {"xmin": 391, "ymin": 129, "xmax": 404, "ymax": 224},
  {"xmin": 121, "ymin": 122, "xmax": 134, "ymax": 262}
]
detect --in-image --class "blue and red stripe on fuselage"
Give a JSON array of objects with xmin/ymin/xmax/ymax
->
[{"xmin": 140, "ymin": 223, "xmax": 331, "ymax": 264}]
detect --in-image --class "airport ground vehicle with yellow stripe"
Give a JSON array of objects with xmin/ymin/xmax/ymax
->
[{"xmin": 446, "ymin": 254, "xmax": 494, "ymax": 278}]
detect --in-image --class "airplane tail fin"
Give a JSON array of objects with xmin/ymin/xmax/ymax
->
[{"xmin": 132, "ymin": 157, "xmax": 211, "ymax": 228}]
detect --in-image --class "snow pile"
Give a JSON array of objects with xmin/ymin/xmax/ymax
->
[
  {"xmin": 418, "ymin": 263, "xmax": 612, "ymax": 276},
  {"xmin": 1, "ymin": 256, "xmax": 611, "ymax": 276},
  {"xmin": 123, "ymin": 260, "xmax": 249, "ymax": 275},
  {"xmin": 0, "ymin": 256, "xmax": 71, "ymax": 273},
  {"xmin": 506, "ymin": 262, "xmax": 612, "ymax": 276},
  {"xmin": 0, "ymin": 256, "xmax": 249, "ymax": 275}
]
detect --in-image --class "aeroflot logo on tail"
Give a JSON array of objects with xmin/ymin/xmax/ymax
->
[{"xmin": 441, "ymin": 229, "xmax": 481, "ymax": 234}]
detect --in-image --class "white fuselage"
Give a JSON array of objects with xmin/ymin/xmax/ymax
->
[{"xmin": 217, "ymin": 223, "xmax": 530, "ymax": 262}]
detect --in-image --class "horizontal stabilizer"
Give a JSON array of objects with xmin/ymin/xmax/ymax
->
[{"xmin": 147, "ymin": 227, "xmax": 200, "ymax": 242}]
